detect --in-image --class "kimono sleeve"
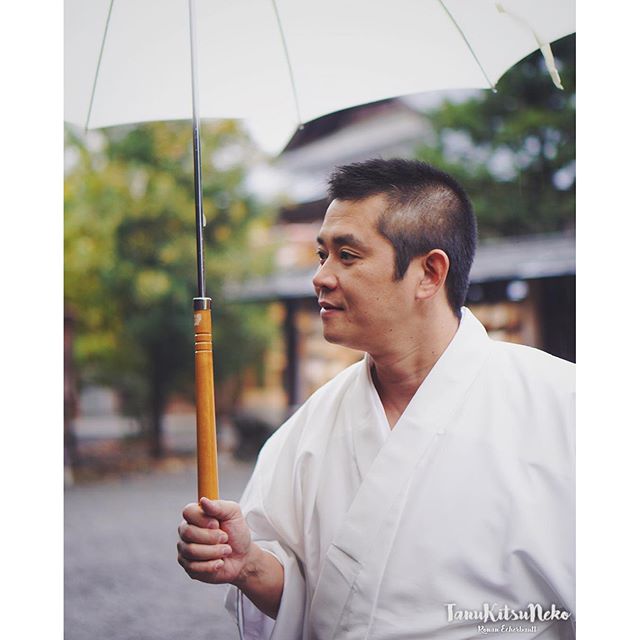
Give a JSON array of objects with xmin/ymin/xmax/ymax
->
[{"xmin": 225, "ymin": 416, "xmax": 308, "ymax": 640}]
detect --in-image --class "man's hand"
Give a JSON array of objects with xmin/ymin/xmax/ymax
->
[
  {"xmin": 177, "ymin": 497, "xmax": 284, "ymax": 618},
  {"xmin": 177, "ymin": 498, "xmax": 252, "ymax": 585}
]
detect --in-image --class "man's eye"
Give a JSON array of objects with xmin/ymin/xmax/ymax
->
[
  {"xmin": 316, "ymin": 249, "xmax": 327, "ymax": 263},
  {"xmin": 340, "ymin": 251, "xmax": 356, "ymax": 261}
]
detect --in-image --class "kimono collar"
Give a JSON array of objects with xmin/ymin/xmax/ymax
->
[
  {"xmin": 349, "ymin": 308, "xmax": 492, "ymax": 477},
  {"xmin": 362, "ymin": 306, "xmax": 491, "ymax": 404}
]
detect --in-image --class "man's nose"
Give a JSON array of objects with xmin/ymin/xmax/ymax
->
[{"xmin": 312, "ymin": 260, "xmax": 338, "ymax": 293}]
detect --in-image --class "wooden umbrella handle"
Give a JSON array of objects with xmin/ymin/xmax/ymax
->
[{"xmin": 193, "ymin": 298, "xmax": 219, "ymax": 500}]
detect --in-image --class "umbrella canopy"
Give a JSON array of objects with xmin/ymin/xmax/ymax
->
[{"xmin": 65, "ymin": 0, "xmax": 575, "ymax": 152}]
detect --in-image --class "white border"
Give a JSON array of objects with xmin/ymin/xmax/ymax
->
[
  {"xmin": 2, "ymin": 2, "xmax": 63, "ymax": 638},
  {"xmin": 576, "ymin": 4, "xmax": 639, "ymax": 638}
]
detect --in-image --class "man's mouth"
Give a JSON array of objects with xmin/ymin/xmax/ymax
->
[{"xmin": 318, "ymin": 300, "xmax": 344, "ymax": 315}]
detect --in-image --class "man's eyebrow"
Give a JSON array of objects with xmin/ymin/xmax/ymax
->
[{"xmin": 316, "ymin": 233, "xmax": 366, "ymax": 249}]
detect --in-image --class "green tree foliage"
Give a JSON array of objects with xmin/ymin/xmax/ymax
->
[
  {"xmin": 417, "ymin": 34, "xmax": 575, "ymax": 237},
  {"xmin": 64, "ymin": 121, "xmax": 276, "ymax": 457}
]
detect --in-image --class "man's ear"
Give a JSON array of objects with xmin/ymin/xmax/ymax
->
[{"xmin": 415, "ymin": 250, "xmax": 450, "ymax": 300}]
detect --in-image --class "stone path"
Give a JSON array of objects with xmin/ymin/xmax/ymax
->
[{"xmin": 64, "ymin": 454, "xmax": 255, "ymax": 640}]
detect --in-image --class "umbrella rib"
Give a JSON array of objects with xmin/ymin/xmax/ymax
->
[
  {"xmin": 438, "ymin": 0, "xmax": 497, "ymax": 93},
  {"xmin": 84, "ymin": 0, "xmax": 115, "ymax": 130},
  {"xmin": 495, "ymin": 3, "xmax": 564, "ymax": 89},
  {"xmin": 270, "ymin": 0, "xmax": 303, "ymax": 128}
]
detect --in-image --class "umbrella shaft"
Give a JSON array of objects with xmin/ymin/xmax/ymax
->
[
  {"xmin": 192, "ymin": 122, "xmax": 206, "ymax": 298},
  {"xmin": 189, "ymin": 0, "xmax": 205, "ymax": 299}
]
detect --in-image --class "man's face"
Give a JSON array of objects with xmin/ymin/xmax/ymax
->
[{"xmin": 313, "ymin": 195, "xmax": 420, "ymax": 354}]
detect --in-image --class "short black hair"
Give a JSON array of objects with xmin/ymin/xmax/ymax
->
[{"xmin": 327, "ymin": 158, "xmax": 477, "ymax": 316}]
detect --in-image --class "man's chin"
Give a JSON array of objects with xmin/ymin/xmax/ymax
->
[
  {"xmin": 321, "ymin": 327, "xmax": 341, "ymax": 345},
  {"xmin": 322, "ymin": 329, "xmax": 363, "ymax": 352}
]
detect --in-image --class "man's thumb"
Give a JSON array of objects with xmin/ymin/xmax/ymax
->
[{"xmin": 200, "ymin": 497, "xmax": 241, "ymax": 521}]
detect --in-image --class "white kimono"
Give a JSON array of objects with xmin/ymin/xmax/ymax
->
[{"xmin": 225, "ymin": 309, "xmax": 575, "ymax": 639}]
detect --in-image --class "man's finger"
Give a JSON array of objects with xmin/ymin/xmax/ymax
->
[
  {"xmin": 177, "ymin": 554, "xmax": 225, "ymax": 577},
  {"xmin": 182, "ymin": 503, "xmax": 220, "ymax": 529},
  {"xmin": 177, "ymin": 541, "xmax": 232, "ymax": 562},
  {"xmin": 178, "ymin": 522, "xmax": 228, "ymax": 545}
]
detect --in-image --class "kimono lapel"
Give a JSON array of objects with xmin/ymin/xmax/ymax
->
[
  {"xmin": 308, "ymin": 309, "xmax": 493, "ymax": 638},
  {"xmin": 349, "ymin": 359, "xmax": 389, "ymax": 482}
]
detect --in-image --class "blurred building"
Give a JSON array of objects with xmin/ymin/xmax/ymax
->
[{"xmin": 228, "ymin": 99, "xmax": 575, "ymax": 426}]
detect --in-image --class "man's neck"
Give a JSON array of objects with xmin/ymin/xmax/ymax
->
[{"xmin": 369, "ymin": 308, "xmax": 460, "ymax": 428}]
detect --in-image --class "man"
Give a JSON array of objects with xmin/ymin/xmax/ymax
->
[{"xmin": 177, "ymin": 159, "xmax": 575, "ymax": 639}]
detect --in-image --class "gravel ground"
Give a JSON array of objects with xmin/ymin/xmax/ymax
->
[{"xmin": 64, "ymin": 453, "xmax": 255, "ymax": 640}]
